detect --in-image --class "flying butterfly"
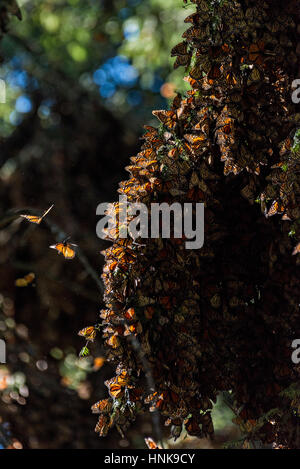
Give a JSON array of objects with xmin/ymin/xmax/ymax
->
[
  {"xmin": 49, "ymin": 237, "xmax": 77, "ymax": 260},
  {"xmin": 93, "ymin": 357, "xmax": 106, "ymax": 370},
  {"xmin": 20, "ymin": 204, "xmax": 54, "ymax": 225},
  {"xmin": 15, "ymin": 272, "xmax": 35, "ymax": 287},
  {"xmin": 292, "ymin": 243, "xmax": 300, "ymax": 256}
]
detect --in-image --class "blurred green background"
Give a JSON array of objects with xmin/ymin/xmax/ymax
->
[{"xmin": 0, "ymin": 0, "xmax": 194, "ymax": 137}]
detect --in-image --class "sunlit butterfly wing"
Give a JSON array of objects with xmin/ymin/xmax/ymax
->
[
  {"xmin": 292, "ymin": 243, "xmax": 300, "ymax": 255},
  {"xmin": 152, "ymin": 110, "xmax": 178, "ymax": 131},
  {"xmin": 78, "ymin": 326, "xmax": 97, "ymax": 342},
  {"xmin": 91, "ymin": 399, "xmax": 113, "ymax": 414},
  {"xmin": 20, "ymin": 204, "xmax": 54, "ymax": 224},
  {"xmin": 15, "ymin": 272, "xmax": 35, "ymax": 287},
  {"xmin": 144, "ymin": 437, "xmax": 161, "ymax": 449},
  {"xmin": 49, "ymin": 242, "xmax": 77, "ymax": 259},
  {"xmin": 95, "ymin": 415, "xmax": 111, "ymax": 437}
]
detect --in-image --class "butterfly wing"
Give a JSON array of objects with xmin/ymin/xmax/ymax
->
[
  {"xmin": 20, "ymin": 214, "xmax": 42, "ymax": 224},
  {"xmin": 50, "ymin": 243, "xmax": 76, "ymax": 259},
  {"xmin": 78, "ymin": 326, "xmax": 97, "ymax": 341},
  {"xmin": 15, "ymin": 272, "xmax": 35, "ymax": 287},
  {"xmin": 292, "ymin": 243, "xmax": 300, "ymax": 256},
  {"xmin": 21, "ymin": 205, "xmax": 53, "ymax": 224},
  {"xmin": 62, "ymin": 244, "xmax": 76, "ymax": 259}
]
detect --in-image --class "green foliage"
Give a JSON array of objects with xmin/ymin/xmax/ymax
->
[
  {"xmin": 292, "ymin": 129, "xmax": 300, "ymax": 154},
  {"xmin": 0, "ymin": 0, "xmax": 195, "ymax": 137}
]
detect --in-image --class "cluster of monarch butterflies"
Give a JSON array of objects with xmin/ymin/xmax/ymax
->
[{"xmin": 79, "ymin": 0, "xmax": 300, "ymax": 447}]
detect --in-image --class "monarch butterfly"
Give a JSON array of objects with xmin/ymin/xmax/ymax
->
[
  {"xmin": 95, "ymin": 415, "xmax": 111, "ymax": 437},
  {"xmin": 20, "ymin": 204, "xmax": 54, "ymax": 224},
  {"xmin": 144, "ymin": 306, "xmax": 155, "ymax": 319},
  {"xmin": 171, "ymin": 41, "xmax": 188, "ymax": 57},
  {"xmin": 124, "ymin": 322, "xmax": 142, "ymax": 337},
  {"xmin": 182, "ymin": 25, "xmax": 210, "ymax": 43},
  {"xmin": 184, "ymin": 133, "xmax": 207, "ymax": 156},
  {"xmin": 115, "ymin": 369, "xmax": 130, "ymax": 387},
  {"xmin": 152, "ymin": 110, "xmax": 178, "ymax": 131},
  {"xmin": 49, "ymin": 237, "xmax": 77, "ymax": 259},
  {"xmin": 208, "ymin": 65, "xmax": 221, "ymax": 80},
  {"xmin": 292, "ymin": 243, "xmax": 300, "ymax": 255},
  {"xmin": 106, "ymin": 334, "xmax": 120, "ymax": 349},
  {"xmin": 147, "ymin": 390, "xmax": 179, "ymax": 413},
  {"xmin": 266, "ymin": 200, "xmax": 284, "ymax": 217},
  {"xmin": 100, "ymin": 309, "xmax": 116, "ymax": 321},
  {"xmin": 225, "ymin": 70, "xmax": 239, "ymax": 87},
  {"xmin": 91, "ymin": 399, "xmax": 113, "ymax": 415},
  {"xmin": 144, "ymin": 437, "xmax": 161, "ymax": 449},
  {"xmin": 93, "ymin": 357, "xmax": 106, "ymax": 370},
  {"xmin": 15, "ymin": 272, "xmax": 35, "ymax": 287},
  {"xmin": 248, "ymin": 41, "xmax": 265, "ymax": 65},
  {"xmin": 124, "ymin": 307, "xmax": 136, "ymax": 321},
  {"xmin": 174, "ymin": 55, "xmax": 191, "ymax": 69},
  {"xmin": 78, "ymin": 326, "xmax": 97, "ymax": 342},
  {"xmin": 189, "ymin": 63, "xmax": 204, "ymax": 81},
  {"xmin": 247, "ymin": 66, "xmax": 261, "ymax": 86},
  {"xmin": 104, "ymin": 381, "xmax": 123, "ymax": 399},
  {"xmin": 128, "ymin": 387, "xmax": 143, "ymax": 402},
  {"xmin": 209, "ymin": 44, "xmax": 230, "ymax": 59},
  {"xmin": 105, "ymin": 370, "xmax": 130, "ymax": 399},
  {"xmin": 184, "ymin": 415, "xmax": 202, "ymax": 437}
]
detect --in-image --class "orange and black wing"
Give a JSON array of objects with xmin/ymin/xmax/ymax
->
[
  {"xmin": 20, "ymin": 214, "xmax": 42, "ymax": 224},
  {"xmin": 50, "ymin": 242, "xmax": 76, "ymax": 259}
]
